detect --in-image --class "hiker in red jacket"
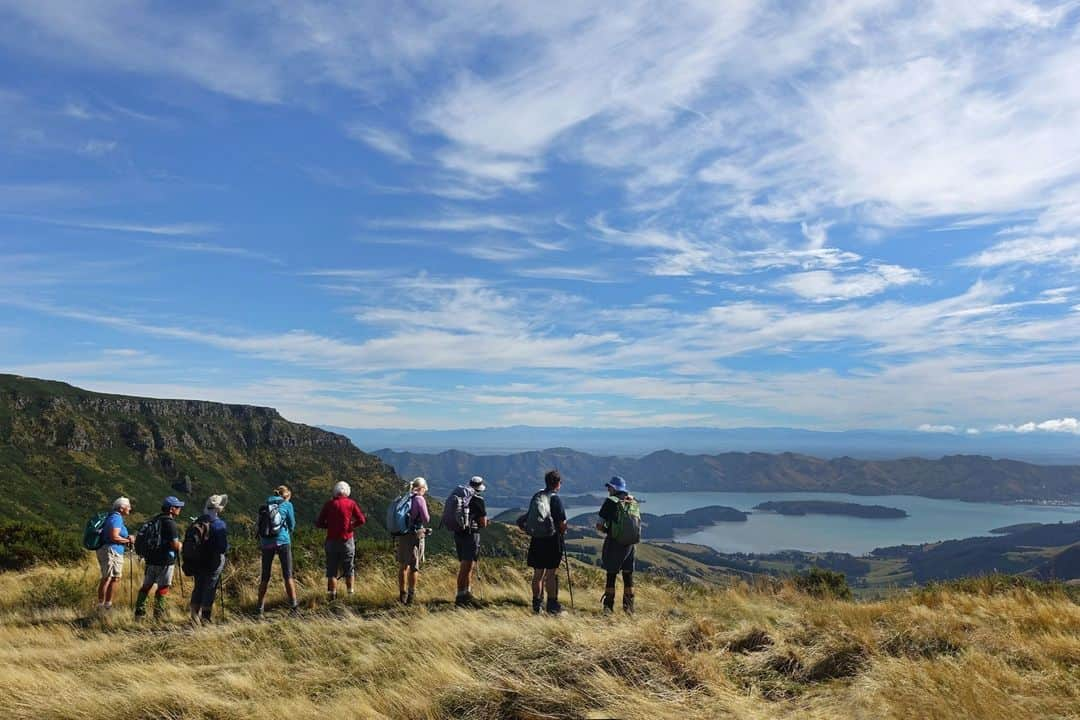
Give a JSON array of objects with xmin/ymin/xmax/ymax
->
[{"xmin": 315, "ymin": 481, "xmax": 367, "ymax": 601}]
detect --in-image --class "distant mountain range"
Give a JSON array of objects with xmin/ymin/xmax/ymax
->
[
  {"xmin": 331, "ymin": 425, "xmax": 1080, "ymax": 463},
  {"xmin": 373, "ymin": 447, "xmax": 1080, "ymax": 503}
]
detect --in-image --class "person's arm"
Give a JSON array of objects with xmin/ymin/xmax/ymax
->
[
  {"xmin": 285, "ymin": 503, "xmax": 296, "ymax": 532},
  {"xmin": 315, "ymin": 503, "xmax": 328, "ymax": 529},
  {"xmin": 212, "ymin": 523, "xmax": 228, "ymax": 555},
  {"xmin": 107, "ymin": 516, "xmax": 134, "ymax": 546},
  {"xmin": 596, "ymin": 498, "xmax": 615, "ymax": 533},
  {"xmin": 553, "ymin": 496, "xmax": 568, "ymax": 535},
  {"xmin": 352, "ymin": 502, "xmax": 366, "ymax": 528},
  {"xmin": 167, "ymin": 519, "xmax": 182, "ymax": 553},
  {"xmin": 473, "ymin": 497, "xmax": 489, "ymax": 529},
  {"xmin": 414, "ymin": 496, "xmax": 430, "ymax": 525}
]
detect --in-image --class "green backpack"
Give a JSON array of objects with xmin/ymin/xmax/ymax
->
[
  {"xmin": 82, "ymin": 511, "xmax": 110, "ymax": 551},
  {"xmin": 610, "ymin": 496, "xmax": 641, "ymax": 546}
]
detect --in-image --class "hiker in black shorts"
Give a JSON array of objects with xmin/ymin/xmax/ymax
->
[
  {"xmin": 454, "ymin": 476, "xmax": 488, "ymax": 607},
  {"xmin": 524, "ymin": 470, "xmax": 568, "ymax": 614}
]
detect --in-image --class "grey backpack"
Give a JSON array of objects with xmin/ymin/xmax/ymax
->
[{"xmin": 525, "ymin": 490, "xmax": 555, "ymax": 538}]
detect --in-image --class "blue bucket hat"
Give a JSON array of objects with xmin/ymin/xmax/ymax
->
[
  {"xmin": 162, "ymin": 495, "xmax": 185, "ymax": 509},
  {"xmin": 606, "ymin": 476, "xmax": 628, "ymax": 493}
]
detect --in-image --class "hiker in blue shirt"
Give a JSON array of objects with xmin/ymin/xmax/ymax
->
[
  {"xmin": 96, "ymin": 496, "xmax": 135, "ymax": 612},
  {"xmin": 189, "ymin": 494, "xmax": 229, "ymax": 624},
  {"xmin": 256, "ymin": 485, "xmax": 299, "ymax": 616}
]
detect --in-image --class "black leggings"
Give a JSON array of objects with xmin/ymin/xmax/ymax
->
[{"xmin": 606, "ymin": 571, "xmax": 633, "ymax": 589}]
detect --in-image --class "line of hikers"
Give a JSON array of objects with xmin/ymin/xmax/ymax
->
[{"xmin": 83, "ymin": 469, "xmax": 642, "ymax": 620}]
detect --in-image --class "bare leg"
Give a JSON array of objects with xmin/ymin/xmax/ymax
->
[
  {"xmin": 285, "ymin": 578, "xmax": 297, "ymax": 605},
  {"xmin": 256, "ymin": 581, "xmax": 269, "ymax": 609}
]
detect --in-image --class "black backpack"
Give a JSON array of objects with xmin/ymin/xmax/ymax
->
[
  {"xmin": 181, "ymin": 516, "xmax": 213, "ymax": 576},
  {"xmin": 134, "ymin": 515, "xmax": 165, "ymax": 559}
]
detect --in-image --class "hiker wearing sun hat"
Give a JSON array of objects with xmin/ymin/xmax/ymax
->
[
  {"xmin": 187, "ymin": 493, "xmax": 229, "ymax": 624},
  {"xmin": 134, "ymin": 495, "xmax": 185, "ymax": 619},
  {"xmin": 596, "ymin": 476, "xmax": 641, "ymax": 613}
]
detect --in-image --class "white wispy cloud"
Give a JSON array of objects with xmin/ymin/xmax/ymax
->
[
  {"xmin": 961, "ymin": 235, "xmax": 1080, "ymax": 268},
  {"xmin": 77, "ymin": 139, "xmax": 117, "ymax": 156},
  {"xmin": 345, "ymin": 124, "xmax": 412, "ymax": 161},
  {"xmin": 993, "ymin": 418, "xmax": 1080, "ymax": 435},
  {"xmin": 774, "ymin": 264, "xmax": 924, "ymax": 303},
  {"xmin": 142, "ymin": 241, "xmax": 282, "ymax": 265},
  {"xmin": 23, "ymin": 216, "xmax": 217, "ymax": 236}
]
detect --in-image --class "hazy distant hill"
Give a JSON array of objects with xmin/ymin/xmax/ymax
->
[
  {"xmin": 0, "ymin": 374, "xmax": 401, "ymax": 528},
  {"xmin": 331, "ymin": 424, "xmax": 1080, "ymax": 463},
  {"xmin": 374, "ymin": 447, "xmax": 1080, "ymax": 503}
]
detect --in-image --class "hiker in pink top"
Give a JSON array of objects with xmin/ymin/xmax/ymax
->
[{"xmin": 396, "ymin": 476, "xmax": 431, "ymax": 605}]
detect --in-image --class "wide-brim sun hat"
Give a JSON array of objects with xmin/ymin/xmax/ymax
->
[
  {"xmin": 469, "ymin": 475, "xmax": 486, "ymax": 493},
  {"xmin": 606, "ymin": 476, "xmax": 628, "ymax": 493},
  {"xmin": 205, "ymin": 494, "xmax": 228, "ymax": 512}
]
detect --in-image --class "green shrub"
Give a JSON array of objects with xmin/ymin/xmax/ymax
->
[
  {"xmin": 0, "ymin": 521, "xmax": 82, "ymax": 571},
  {"xmin": 25, "ymin": 576, "xmax": 85, "ymax": 609},
  {"xmin": 793, "ymin": 567, "xmax": 852, "ymax": 600}
]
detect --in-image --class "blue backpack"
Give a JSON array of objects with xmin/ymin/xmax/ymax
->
[{"xmin": 386, "ymin": 493, "xmax": 414, "ymax": 536}]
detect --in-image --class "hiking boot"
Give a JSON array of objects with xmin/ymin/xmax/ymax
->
[
  {"xmin": 623, "ymin": 594, "xmax": 635, "ymax": 614},
  {"xmin": 404, "ymin": 591, "xmax": 415, "ymax": 606},
  {"xmin": 532, "ymin": 596, "xmax": 544, "ymax": 614},
  {"xmin": 601, "ymin": 592, "xmax": 615, "ymax": 614},
  {"xmin": 134, "ymin": 607, "xmax": 147, "ymax": 619},
  {"xmin": 545, "ymin": 600, "xmax": 565, "ymax": 616},
  {"xmin": 455, "ymin": 592, "xmax": 480, "ymax": 608},
  {"xmin": 398, "ymin": 591, "xmax": 408, "ymax": 605}
]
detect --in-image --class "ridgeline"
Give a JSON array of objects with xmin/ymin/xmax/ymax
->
[
  {"xmin": 0, "ymin": 374, "xmax": 400, "ymax": 529},
  {"xmin": 375, "ymin": 447, "xmax": 1080, "ymax": 503}
]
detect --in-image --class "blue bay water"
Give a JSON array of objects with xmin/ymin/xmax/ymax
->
[{"xmin": 570, "ymin": 491, "xmax": 1080, "ymax": 555}]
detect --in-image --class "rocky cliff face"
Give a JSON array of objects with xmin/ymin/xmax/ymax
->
[{"xmin": 0, "ymin": 374, "xmax": 398, "ymax": 527}]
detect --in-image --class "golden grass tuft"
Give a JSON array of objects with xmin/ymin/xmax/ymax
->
[{"xmin": 0, "ymin": 554, "xmax": 1078, "ymax": 719}]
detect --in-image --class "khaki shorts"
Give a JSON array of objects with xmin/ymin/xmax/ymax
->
[
  {"xmin": 97, "ymin": 546, "xmax": 124, "ymax": 578},
  {"xmin": 396, "ymin": 533, "xmax": 425, "ymax": 571},
  {"xmin": 142, "ymin": 563, "xmax": 175, "ymax": 588}
]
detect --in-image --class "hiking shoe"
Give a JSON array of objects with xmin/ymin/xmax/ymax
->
[
  {"xmin": 545, "ymin": 601, "xmax": 566, "ymax": 616},
  {"xmin": 623, "ymin": 595, "xmax": 635, "ymax": 614},
  {"xmin": 532, "ymin": 597, "xmax": 543, "ymax": 614},
  {"xmin": 455, "ymin": 593, "xmax": 480, "ymax": 608},
  {"xmin": 398, "ymin": 591, "xmax": 408, "ymax": 605},
  {"xmin": 601, "ymin": 592, "xmax": 615, "ymax": 614},
  {"xmin": 134, "ymin": 608, "xmax": 147, "ymax": 619},
  {"xmin": 404, "ymin": 592, "xmax": 415, "ymax": 606}
]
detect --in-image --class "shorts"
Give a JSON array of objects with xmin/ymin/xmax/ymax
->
[
  {"xmin": 454, "ymin": 532, "xmax": 480, "ymax": 563},
  {"xmin": 142, "ymin": 563, "xmax": 175, "ymax": 589},
  {"xmin": 96, "ymin": 546, "xmax": 124, "ymax": 578},
  {"xmin": 601, "ymin": 537, "xmax": 635, "ymax": 573},
  {"xmin": 260, "ymin": 544, "xmax": 294, "ymax": 582},
  {"xmin": 526, "ymin": 535, "xmax": 563, "ymax": 570},
  {"xmin": 396, "ymin": 533, "xmax": 425, "ymax": 571},
  {"xmin": 325, "ymin": 538, "xmax": 356, "ymax": 579}
]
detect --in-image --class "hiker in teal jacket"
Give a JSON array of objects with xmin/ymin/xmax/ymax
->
[{"xmin": 256, "ymin": 485, "xmax": 299, "ymax": 616}]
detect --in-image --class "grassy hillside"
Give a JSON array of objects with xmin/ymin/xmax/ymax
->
[
  {"xmin": 0, "ymin": 374, "xmax": 400, "ymax": 530},
  {"xmin": 376, "ymin": 447, "xmax": 1080, "ymax": 502},
  {"xmin": 1, "ymin": 553, "xmax": 1077, "ymax": 719}
]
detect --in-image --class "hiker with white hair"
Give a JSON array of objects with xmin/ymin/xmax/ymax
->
[
  {"xmin": 315, "ymin": 480, "xmax": 367, "ymax": 601},
  {"xmin": 96, "ymin": 496, "xmax": 135, "ymax": 612},
  {"xmin": 184, "ymin": 494, "xmax": 229, "ymax": 624},
  {"xmin": 394, "ymin": 476, "xmax": 431, "ymax": 605}
]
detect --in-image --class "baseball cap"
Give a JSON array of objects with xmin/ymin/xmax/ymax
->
[{"xmin": 163, "ymin": 495, "xmax": 186, "ymax": 509}]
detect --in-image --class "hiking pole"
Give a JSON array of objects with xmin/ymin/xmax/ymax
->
[
  {"xmin": 128, "ymin": 551, "xmax": 134, "ymax": 607},
  {"xmin": 175, "ymin": 556, "xmax": 185, "ymax": 599},
  {"xmin": 562, "ymin": 538, "xmax": 574, "ymax": 609}
]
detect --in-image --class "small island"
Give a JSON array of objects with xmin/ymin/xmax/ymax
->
[{"xmin": 753, "ymin": 500, "xmax": 908, "ymax": 519}]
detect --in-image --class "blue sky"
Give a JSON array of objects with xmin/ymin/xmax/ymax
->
[{"xmin": 2, "ymin": 1, "xmax": 1080, "ymax": 434}]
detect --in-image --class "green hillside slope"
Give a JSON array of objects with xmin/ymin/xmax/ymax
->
[{"xmin": 0, "ymin": 374, "xmax": 400, "ymax": 529}]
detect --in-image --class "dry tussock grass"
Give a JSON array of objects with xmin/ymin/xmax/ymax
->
[{"xmin": 0, "ymin": 554, "xmax": 1078, "ymax": 719}]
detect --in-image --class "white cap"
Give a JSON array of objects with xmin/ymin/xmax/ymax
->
[{"xmin": 469, "ymin": 475, "xmax": 486, "ymax": 492}]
